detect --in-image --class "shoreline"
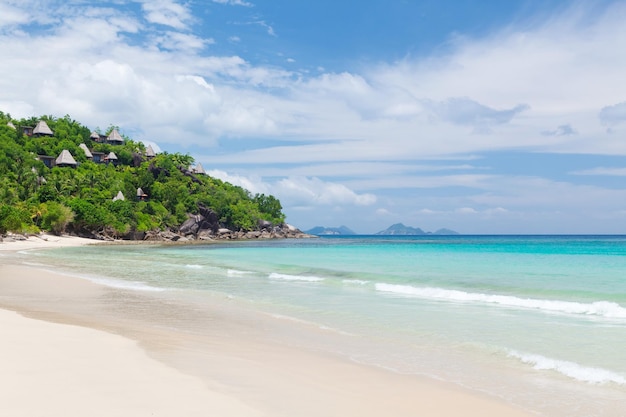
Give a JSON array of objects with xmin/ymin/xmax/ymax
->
[{"xmin": 0, "ymin": 238, "xmax": 535, "ymax": 416}]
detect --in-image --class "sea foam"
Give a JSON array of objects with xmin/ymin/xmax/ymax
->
[
  {"xmin": 374, "ymin": 283, "xmax": 626, "ymax": 319},
  {"xmin": 88, "ymin": 277, "xmax": 165, "ymax": 292},
  {"xmin": 269, "ymin": 273, "xmax": 324, "ymax": 282},
  {"xmin": 227, "ymin": 269, "xmax": 252, "ymax": 276},
  {"xmin": 508, "ymin": 350, "xmax": 626, "ymax": 385}
]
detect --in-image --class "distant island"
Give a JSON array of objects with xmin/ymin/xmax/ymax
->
[
  {"xmin": 305, "ymin": 226, "xmax": 356, "ymax": 235},
  {"xmin": 376, "ymin": 223, "xmax": 459, "ymax": 235},
  {"xmin": 306, "ymin": 223, "xmax": 458, "ymax": 236}
]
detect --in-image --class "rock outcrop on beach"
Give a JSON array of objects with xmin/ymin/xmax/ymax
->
[{"xmin": 140, "ymin": 221, "xmax": 312, "ymax": 242}]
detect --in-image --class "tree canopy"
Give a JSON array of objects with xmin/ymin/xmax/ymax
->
[{"xmin": 0, "ymin": 111, "xmax": 286, "ymax": 237}]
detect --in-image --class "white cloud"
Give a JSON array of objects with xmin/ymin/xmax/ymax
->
[
  {"xmin": 206, "ymin": 170, "xmax": 268, "ymax": 195},
  {"xmin": 0, "ymin": 3, "xmax": 30, "ymax": 28},
  {"xmin": 153, "ymin": 31, "xmax": 213, "ymax": 52},
  {"xmin": 212, "ymin": 0, "xmax": 254, "ymax": 7},
  {"xmin": 276, "ymin": 177, "xmax": 377, "ymax": 207},
  {"xmin": 204, "ymin": 171, "xmax": 377, "ymax": 209},
  {"xmin": 571, "ymin": 167, "xmax": 626, "ymax": 176},
  {"xmin": 1, "ymin": 1, "xmax": 626, "ymax": 233},
  {"xmin": 140, "ymin": 0, "xmax": 192, "ymax": 30}
]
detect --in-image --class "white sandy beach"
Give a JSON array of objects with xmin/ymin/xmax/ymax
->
[{"xmin": 0, "ymin": 235, "xmax": 535, "ymax": 417}]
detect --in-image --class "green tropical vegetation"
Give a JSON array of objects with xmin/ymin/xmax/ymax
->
[{"xmin": 0, "ymin": 112, "xmax": 285, "ymax": 237}]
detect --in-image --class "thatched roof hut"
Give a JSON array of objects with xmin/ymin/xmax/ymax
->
[
  {"xmin": 79, "ymin": 143, "xmax": 93, "ymax": 159},
  {"xmin": 145, "ymin": 144, "xmax": 156, "ymax": 158},
  {"xmin": 7, "ymin": 121, "xmax": 16, "ymax": 129},
  {"xmin": 33, "ymin": 120, "xmax": 54, "ymax": 136},
  {"xmin": 112, "ymin": 191, "xmax": 125, "ymax": 201},
  {"xmin": 55, "ymin": 150, "xmax": 77, "ymax": 167},
  {"xmin": 194, "ymin": 162, "xmax": 206, "ymax": 175},
  {"xmin": 107, "ymin": 128, "xmax": 124, "ymax": 144},
  {"xmin": 137, "ymin": 187, "xmax": 148, "ymax": 200}
]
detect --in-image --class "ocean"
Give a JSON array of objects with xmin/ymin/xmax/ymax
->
[{"xmin": 28, "ymin": 235, "xmax": 626, "ymax": 416}]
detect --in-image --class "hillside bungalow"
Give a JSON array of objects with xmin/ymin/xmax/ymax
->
[
  {"xmin": 38, "ymin": 155, "xmax": 56, "ymax": 168},
  {"xmin": 55, "ymin": 149, "xmax": 77, "ymax": 168},
  {"xmin": 91, "ymin": 151, "xmax": 105, "ymax": 163},
  {"xmin": 90, "ymin": 131, "xmax": 101, "ymax": 141},
  {"xmin": 105, "ymin": 151, "xmax": 118, "ymax": 165},
  {"xmin": 137, "ymin": 187, "xmax": 148, "ymax": 201},
  {"xmin": 33, "ymin": 120, "xmax": 54, "ymax": 136},
  {"xmin": 145, "ymin": 144, "xmax": 156, "ymax": 159},
  {"xmin": 22, "ymin": 126, "xmax": 34, "ymax": 136},
  {"xmin": 112, "ymin": 191, "xmax": 125, "ymax": 201},
  {"xmin": 193, "ymin": 162, "xmax": 206, "ymax": 175},
  {"xmin": 107, "ymin": 129, "xmax": 124, "ymax": 145},
  {"xmin": 79, "ymin": 143, "xmax": 93, "ymax": 159}
]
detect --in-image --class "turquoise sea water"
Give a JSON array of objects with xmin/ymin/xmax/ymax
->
[{"xmin": 30, "ymin": 235, "xmax": 626, "ymax": 416}]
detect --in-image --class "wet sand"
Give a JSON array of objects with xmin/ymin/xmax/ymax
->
[{"xmin": 0, "ymin": 237, "xmax": 534, "ymax": 417}]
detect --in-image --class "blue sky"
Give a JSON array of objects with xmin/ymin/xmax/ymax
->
[{"xmin": 1, "ymin": 0, "xmax": 626, "ymax": 234}]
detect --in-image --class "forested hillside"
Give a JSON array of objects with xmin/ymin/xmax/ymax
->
[{"xmin": 0, "ymin": 112, "xmax": 286, "ymax": 239}]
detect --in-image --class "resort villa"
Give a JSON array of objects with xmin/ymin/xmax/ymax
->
[{"xmin": 8, "ymin": 119, "xmax": 207, "ymax": 202}]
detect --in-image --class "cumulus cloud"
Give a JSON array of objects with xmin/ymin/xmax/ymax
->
[
  {"xmin": 207, "ymin": 170, "xmax": 269, "ymax": 194},
  {"xmin": 0, "ymin": 3, "xmax": 29, "ymax": 28},
  {"xmin": 153, "ymin": 31, "xmax": 213, "ymax": 52},
  {"xmin": 276, "ymin": 177, "xmax": 377, "ymax": 207},
  {"xmin": 140, "ymin": 0, "xmax": 192, "ymax": 30},
  {"xmin": 2, "ymin": 1, "xmax": 626, "ymax": 233},
  {"xmin": 204, "ymin": 171, "xmax": 376, "ymax": 208}
]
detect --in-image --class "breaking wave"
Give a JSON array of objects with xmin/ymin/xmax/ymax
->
[
  {"xmin": 374, "ymin": 283, "xmax": 626, "ymax": 318},
  {"xmin": 508, "ymin": 351, "xmax": 626, "ymax": 385},
  {"xmin": 269, "ymin": 273, "xmax": 325, "ymax": 282}
]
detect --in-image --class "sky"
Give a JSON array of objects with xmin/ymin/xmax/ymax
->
[{"xmin": 1, "ymin": 0, "xmax": 626, "ymax": 234}]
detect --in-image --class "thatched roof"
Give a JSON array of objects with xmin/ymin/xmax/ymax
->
[
  {"xmin": 7, "ymin": 121, "xmax": 16, "ymax": 129},
  {"xmin": 137, "ymin": 187, "xmax": 148, "ymax": 197},
  {"xmin": 112, "ymin": 191, "xmax": 125, "ymax": 201},
  {"xmin": 194, "ymin": 162, "xmax": 206, "ymax": 175},
  {"xmin": 107, "ymin": 128, "xmax": 124, "ymax": 143},
  {"xmin": 55, "ymin": 149, "xmax": 77, "ymax": 166},
  {"xmin": 90, "ymin": 131, "xmax": 100, "ymax": 140},
  {"xmin": 145, "ymin": 145, "xmax": 156, "ymax": 158},
  {"xmin": 33, "ymin": 120, "xmax": 54, "ymax": 136},
  {"xmin": 79, "ymin": 143, "xmax": 93, "ymax": 158},
  {"xmin": 106, "ymin": 151, "xmax": 118, "ymax": 160}
]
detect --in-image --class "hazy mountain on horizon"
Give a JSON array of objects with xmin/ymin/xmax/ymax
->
[
  {"xmin": 375, "ymin": 223, "xmax": 459, "ymax": 235},
  {"xmin": 306, "ymin": 223, "xmax": 459, "ymax": 235},
  {"xmin": 305, "ymin": 225, "xmax": 356, "ymax": 235}
]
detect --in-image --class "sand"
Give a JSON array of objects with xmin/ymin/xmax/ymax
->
[{"xmin": 0, "ymin": 236, "xmax": 535, "ymax": 417}]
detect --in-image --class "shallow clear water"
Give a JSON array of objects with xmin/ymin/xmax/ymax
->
[{"xmin": 32, "ymin": 235, "xmax": 626, "ymax": 416}]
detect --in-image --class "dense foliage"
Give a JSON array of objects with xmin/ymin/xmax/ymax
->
[{"xmin": 0, "ymin": 112, "xmax": 285, "ymax": 237}]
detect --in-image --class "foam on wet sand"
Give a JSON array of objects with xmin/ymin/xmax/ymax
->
[{"xmin": 0, "ymin": 236, "xmax": 534, "ymax": 417}]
